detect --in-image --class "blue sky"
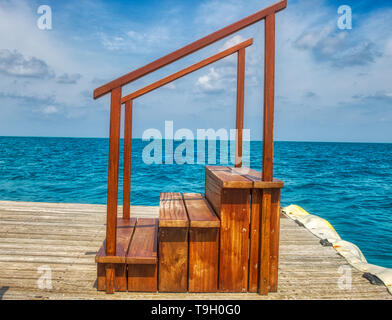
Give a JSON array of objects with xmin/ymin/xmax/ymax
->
[{"xmin": 0, "ymin": 0, "xmax": 391, "ymax": 142}]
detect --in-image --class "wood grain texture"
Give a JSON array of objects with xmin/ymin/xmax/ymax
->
[
  {"xmin": 182, "ymin": 193, "xmax": 219, "ymax": 228},
  {"xmin": 269, "ymin": 188, "xmax": 281, "ymax": 292},
  {"xmin": 205, "ymin": 166, "xmax": 252, "ymax": 189},
  {"xmin": 159, "ymin": 192, "xmax": 188, "ymax": 228},
  {"xmin": 158, "ymin": 227, "xmax": 188, "ymax": 292},
  {"xmin": 205, "ymin": 168, "xmax": 223, "ymax": 217},
  {"xmin": 123, "ymin": 100, "xmax": 132, "ymax": 219},
  {"xmin": 262, "ymin": 14, "xmax": 275, "ymax": 182},
  {"xmin": 93, "ymin": 1, "xmax": 287, "ymax": 99},
  {"xmin": 126, "ymin": 218, "xmax": 158, "ymax": 264},
  {"xmin": 248, "ymin": 189, "xmax": 261, "ymax": 292},
  {"xmin": 184, "ymin": 193, "xmax": 219, "ymax": 293},
  {"xmin": 235, "ymin": 48, "xmax": 245, "ymax": 168},
  {"xmin": 121, "ymin": 39, "xmax": 253, "ymax": 103},
  {"xmin": 231, "ymin": 167, "xmax": 283, "ymax": 189},
  {"xmin": 259, "ymin": 189, "xmax": 272, "ymax": 294},
  {"xmin": 189, "ymin": 228, "xmax": 219, "ymax": 293},
  {"xmin": 1, "ymin": 201, "xmax": 391, "ymax": 300},
  {"xmin": 106, "ymin": 87, "xmax": 122, "ymax": 256},
  {"xmin": 219, "ymin": 189, "xmax": 250, "ymax": 292},
  {"xmin": 128, "ymin": 264, "xmax": 157, "ymax": 292},
  {"xmin": 96, "ymin": 218, "xmax": 136, "ymax": 263}
]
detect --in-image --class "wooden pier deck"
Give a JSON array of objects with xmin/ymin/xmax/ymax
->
[{"xmin": 0, "ymin": 201, "xmax": 390, "ymax": 300}]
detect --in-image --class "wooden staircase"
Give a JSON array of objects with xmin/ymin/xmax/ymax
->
[
  {"xmin": 93, "ymin": 1, "xmax": 287, "ymax": 295},
  {"xmin": 96, "ymin": 166, "xmax": 283, "ymax": 294}
]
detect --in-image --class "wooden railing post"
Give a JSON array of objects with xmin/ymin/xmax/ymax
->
[
  {"xmin": 106, "ymin": 86, "xmax": 122, "ymax": 257},
  {"xmin": 123, "ymin": 100, "xmax": 133, "ymax": 219},
  {"xmin": 235, "ymin": 48, "xmax": 245, "ymax": 168},
  {"xmin": 262, "ymin": 14, "xmax": 275, "ymax": 181},
  {"xmin": 259, "ymin": 13, "xmax": 275, "ymax": 295}
]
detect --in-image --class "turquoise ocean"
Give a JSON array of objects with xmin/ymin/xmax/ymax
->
[{"xmin": 0, "ymin": 137, "xmax": 391, "ymax": 268}]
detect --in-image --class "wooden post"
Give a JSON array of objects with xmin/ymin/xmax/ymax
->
[
  {"xmin": 259, "ymin": 13, "xmax": 275, "ymax": 295},
  {"xmin": 235, "ymin": 48, "xmax": 245, "ymax": 168},
  {"xmin": 262, "ymin": 14, "xmax": 275, "ymax": 181},
  {"xmin": 106, "ymin": 87, "xmax": 122, "ymax": 256},
  {"xmin": 123, "ymin": 100, "xmax": 132, "ymax": 219},
  {"xmin": 269, "ymin": 188, "xmax": 281, "ymax": 292}
]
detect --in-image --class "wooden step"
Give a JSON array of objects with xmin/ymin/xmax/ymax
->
[
  {"xmin": 158, "ymin": 192, "xmax": 189, "ymax": 292},
  {"xmin": 95, "ymin": 218, "xmax": 136, "ymax": 292},
  {"xmin": 183, "ymin": 193, "xmax": 220, "ymax": 293},
  {"xmin": 127, "ymin": 218, "xmax": 158, "ymax": 292}
]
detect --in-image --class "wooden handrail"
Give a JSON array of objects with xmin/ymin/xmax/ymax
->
[
  {"xmin": 93, "ymin": 0, "xmax": 286, "ymax": 99},
  {"xmin": 121, "ymin": 39, "xmax": 253, "ymax": 103}
]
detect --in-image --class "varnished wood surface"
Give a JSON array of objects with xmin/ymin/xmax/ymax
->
[
  {"xmin": 0, "ymin": 201, "xmax": 390, "ymax": 300},
  {"xmin": 126, "ymin": 218, "xmax": 158, "ymax": 264},
  {"xmin": 182, "ymin": 193, "xmax": 219, "ymax": 228},
  {"xmin": 95, "ymin": 218, "xmax": 136, "ymax": 264},
  {"xmin": 159, "ymin": 193, "xmax": 188, "ymax": 228}
]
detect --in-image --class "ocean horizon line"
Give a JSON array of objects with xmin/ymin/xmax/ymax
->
[{"xmin": 1, "ymin": 135, "xmax": 391, "ymax": 145}]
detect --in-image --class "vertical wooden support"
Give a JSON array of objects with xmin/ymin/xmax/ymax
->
[
  {"xmin": 235, "ymin": 48, "xmax": 245, "ymax": 168},
  {"xmin": 106, "ymin": 87, "xmax": 122, "ymax": 256},
  {"xmin": 123, "ymin": 100, "xmax": 132, "ymax": 219},
  {"xmin": 258, "ymin": 13, "xmax": 275, "ymax": 295},
  {"xmin": 248, "ymin": 188, "xmax": 261, "ymax": 292},
  {"xmin": 269, "ymin": 188, "xmax": 281, "ymax": 292},
  {"xmin": 262, "ymin": 14, "xmax": 275, "ymax": 182},
  {"xmin": 219, "ymin": 189, "xmax": 250, "ymax": 292}
]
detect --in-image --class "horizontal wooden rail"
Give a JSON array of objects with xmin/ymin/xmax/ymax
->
[
  {"xmin": 121, "ymin": 39, "xmax": 253, "ymax": 103},
  {"xmin": 93, "ymin": 0, "xmax": 286, "ymax": 99}
]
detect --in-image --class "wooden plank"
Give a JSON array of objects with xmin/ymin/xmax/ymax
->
[
  {"xmin": 205, "ymin": 167, "xmax": 222, "ymax": 217},
  {"xmin": 159, "ymin": 192, "xmax": 188, "ymax": 228},
  {"xmin": 182, "ymin": 193, "xmax": 219, "ymax": 228},
  {"xmin": 259, "ymin": 189, "xmax": 272, "ymax": 294},
  {"xmin": 123, "ymin": 100, "xmax": 132, "ymax": 219},
  {"xmin": 235, "ymin": 48, "xmax": 245, "ymax": 168},
  {"xmin": 219, "ymin": 189, "xmax": 250, "ymax": 292},
  {"xmin": 158, "ymin": 194, "xmax": 189, "ymax": 292},
  {"xmin": 106, "ymin": 86, "xmax": 122, "ymax": 255},
  {"xmin": 127, "ymin": 218, "xmax": 158, "ymax": 292},
  {"xmin": 262, "ymin": 14, "xmax": 275, "ymax": 182},
  {"xmin": 269, "ymin": 188, "xmax": 281, "ymax": 292},
  {"xmin": 126, "ymin": 218, "xmax": 158, "ymax": 264},
  {"xmin": 205, "ymin": 166, "xmax": 252, "ymax": 189},
  {"xmin": 93, "ymin": 1, "xmax": 287, "ymax": 99},
  {"xmin": 248, "ymin": 188, "xmax": 261, "ymax": 292},
  {"xmin": 128, "ymin": 265, "xmax": 157, "ymax": 292},
  {"xmin": 158, "ymin": 226, "xmax": 188, "ymax": 292},
  {"xmin": 95, "ymin": 218, "xmax": 136, "ymax": 263},
  {"xmin": 122, "ymin": 39, "xmax": 253, "ymax": 103},
  {"xmin": 184, "ymin": 193, "xmax": 219, "ymax": 293},
  {"xmin": 231, "ymin": 167, "xmax": 284, "ymax": 189}
]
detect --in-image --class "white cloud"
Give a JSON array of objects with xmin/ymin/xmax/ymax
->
[{"xmin": 0, "ymin": 49, "xmax": 54, "ymax": 78}]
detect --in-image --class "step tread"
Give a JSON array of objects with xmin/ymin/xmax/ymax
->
[
  {"xmin": 205, "ymin": 166, "xmax": 252, "ymax": 189},
  {"xmin": 127, "ymin": 218, "xmax": 158, "ymax": 264},
  {"xmin": 159, "ymin": 192, "xmax": 188, "ymax": 228},
  {"xmin": 95, "ymin": 218, "xmax": 136, "ymax": 263},
  {"xmin": 183, "ymin": 193, "xmax": 220, "ymax": 228}
]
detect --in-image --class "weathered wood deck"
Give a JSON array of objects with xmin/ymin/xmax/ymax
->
[{"xmin": 0, "ymin": 201, "xmax": 390, "ymax": 300}]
